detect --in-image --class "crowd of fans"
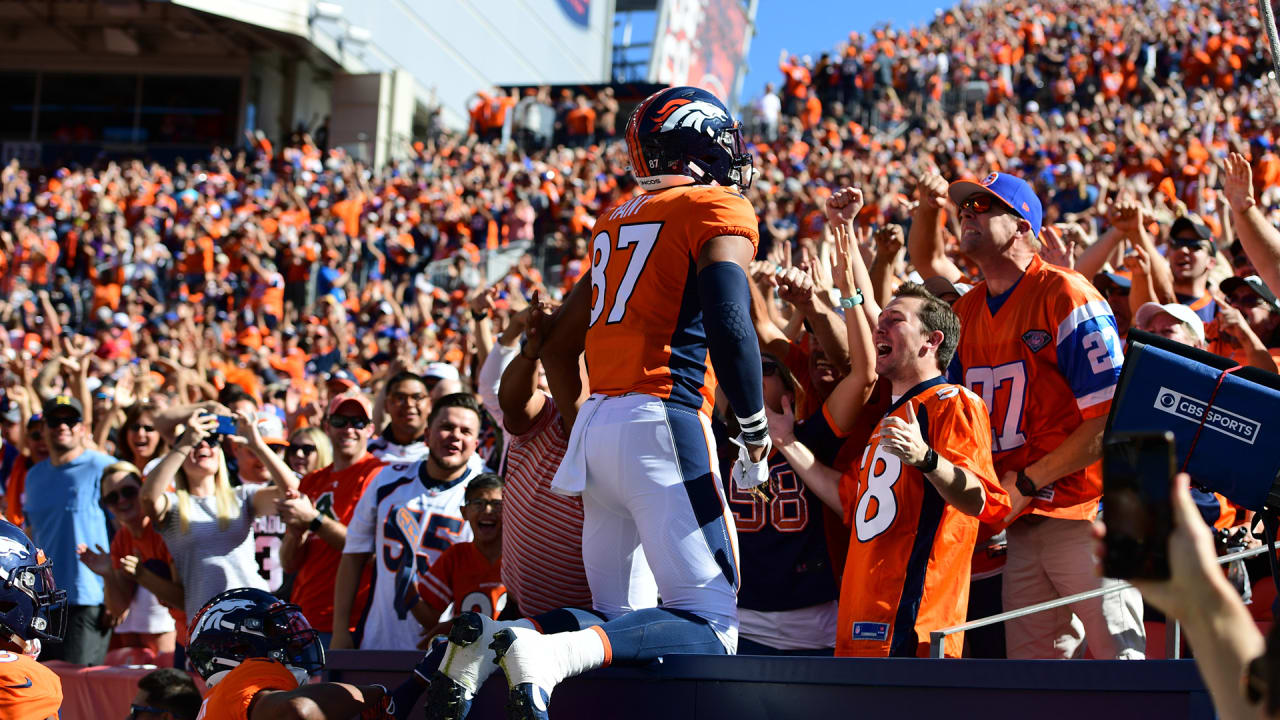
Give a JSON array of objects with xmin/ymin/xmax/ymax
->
[{"xmin": 1, "ymin": 0, "xmax": 1279, "ymax": 706}]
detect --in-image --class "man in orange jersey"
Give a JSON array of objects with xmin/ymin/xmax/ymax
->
[
  {"xmin": 445, "ymin": 86, "xmax": 768, "ymax": 720},
  {"xmin": 0, "ymin": 518, "xmax": 66, "ymax": 720},
  {"xmin": 768, "ymin": 206, "xmax": 1007, "ymax": 657},
  {"xmin": 412, "ymin": 474, "xmax": 506, "ymax": 642},
  {"xmin": 946, "ymin": 172, "xmax": 1144, "ymax": 659},
  {"xmin": 189, "ymin": 588, "xmax": 393, "ymax": 720},
  {"xmin": 278, "ymin": 392, "xmax": 385, "ymax": 647}
]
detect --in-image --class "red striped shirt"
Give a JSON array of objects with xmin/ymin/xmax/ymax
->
[{"xmin": 501, "ymin": 397, "xmax": 592, "ymax": 615}]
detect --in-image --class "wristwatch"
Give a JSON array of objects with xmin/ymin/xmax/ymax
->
[
  {"xmin": 1015, "ymin": 470, "xmax": 1037, "ymax": 498},
  {"xmin": 309, "ymin": 514, "xmax": 324, "ymax": 533},
  {"xmin": 915, "ymin": 447, "xmax": 939, "ymax": 474}
]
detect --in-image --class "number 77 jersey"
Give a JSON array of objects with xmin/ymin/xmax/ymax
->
[
  {"xmin": 585, "ymin": 185, "xmax": 759, "ymax": 416},
  {"xmin": 950, "ymin": 254, "xmax": 1124, "ymax": 521}
]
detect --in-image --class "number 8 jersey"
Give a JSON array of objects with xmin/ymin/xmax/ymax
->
[
  {"xmin": 585, "ymin": 185, "xmax": 759, "ymax": 416},
  {"xmin": 950, "ymin": 254, "xmax": 1124, "ymax": 521},
  {"xmin": 836, "ymin": 378, "xmax": 1005, "ymax": 658}
]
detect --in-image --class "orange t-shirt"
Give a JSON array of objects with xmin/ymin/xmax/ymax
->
[
  {"xmin": 290, "ymin": 454, "xmax": 385, "ymax": 632},
  {"xmin": 415, "ymin": 541, "xmax": 506, "ymax": 619},
  {"xmin": 111, "ymin": 517, "xmax": 188, "ymax": 644}
]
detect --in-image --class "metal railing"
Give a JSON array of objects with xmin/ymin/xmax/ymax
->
[{"xmin": 929, "ymin": 542, "xmax": 1276, "ymax": 658}]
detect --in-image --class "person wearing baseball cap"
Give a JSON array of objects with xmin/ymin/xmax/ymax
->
[
  {"xmin": 277, "ymin": 391, "xmax": 384, "ymax": 644},
  {"xmin": 1210, "ymin": 275, "xmax": 1280, "ymax": 370},
  {"xmin": 1134, "ymin": 301, "xmax": 1207, "ymax": 348},
  {"xmin": 26, "ymin": 392, "xmax": 118, "ymax": 664},
  {"xmin": 946, "ymin": 171, "xmax": 1141, "ymax": 660},
  {"xmin": 1167, "ymin": 213, "xmax": 1220, "ymax": 323}
]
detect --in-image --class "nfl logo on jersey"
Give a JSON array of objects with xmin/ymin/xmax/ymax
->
[
  {"xmin": 1021, "ymin": 330, "xmax": 1052, "ymax": 353},
  {"xmin": 852, "ymin": 622, "xmax": 889, "ymax": 641}
]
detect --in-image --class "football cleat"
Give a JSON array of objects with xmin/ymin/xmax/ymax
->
[
  {"xmin": 423, "ymin": 612, "xmax": 494, "ymax": 720},
  {"xmin": 490, "ymin": 628, "xmax": 560, "ymax": 720}
]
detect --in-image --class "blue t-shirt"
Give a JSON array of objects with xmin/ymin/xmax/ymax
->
[{"xmin": 24, "ymin": 450, "xmax": 117, "ymax": 605}]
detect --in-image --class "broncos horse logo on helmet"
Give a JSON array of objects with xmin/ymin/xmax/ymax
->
[
  {"xmin": 0, "ymin": 519, "xmax": 66, "ymax": 644},
  {"xmin": 188, "ymin": 588, "xmax": 325, "ymax": 686},
  {"xmin": 626, "ymin": 86, "xmax": 753, "ymax": 191}
]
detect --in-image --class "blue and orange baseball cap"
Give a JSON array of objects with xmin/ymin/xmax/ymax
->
[{"xmin": 948, "ymin": 172, "xmax": 1043, "ymax": 238}]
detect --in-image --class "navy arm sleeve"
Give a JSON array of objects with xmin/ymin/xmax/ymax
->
[{"xmin": 698, "ymin": 261, "xmax": 767, "ymax": 443}]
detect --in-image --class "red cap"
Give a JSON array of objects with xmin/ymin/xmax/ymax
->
[{"xmin": 327, "ymin": 392, "xmax": 372, "ymax": 420}]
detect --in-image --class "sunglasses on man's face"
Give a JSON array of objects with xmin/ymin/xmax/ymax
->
[
  {"xmin": 45, "ymin": 415, "xmax": 80, "ymax": 428},
  {"xmin": 328, "ymin": 416, "xmax": 371, "ymax": 430},
  {"xmin": 129, "ymin": 704, "xmax": 170, "ymax": 720},
  {"xmin": 101, "ymin": 483, "xmax": 140, "ymax": 508},
  {"xmin": 958, "ymin": 193, "xmax": 1015, "ymax": 215},
  {"xmin": 1230, "ymin": 293, "xmax": 1264, "ymax": 309},
  {"xmin": 1169, "ymin": 237, "xmax": 1210, "ymax": 252}
]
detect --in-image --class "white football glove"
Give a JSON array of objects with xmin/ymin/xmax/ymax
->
[{"xmin": 729, "ymin": 433, "xmax": 772, "ymax": 490}]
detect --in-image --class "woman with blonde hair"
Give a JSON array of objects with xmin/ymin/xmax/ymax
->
[
  {"xmin": 140, "ymin": 408, "xmax": 300, "ymax": 621},
  {"xmin": 78, "ymin": 461, "xmax": 183, "ymax": 657},
  {"xmin": 283, "ymin": 426, "xmax": 332, "ymax": 477}
]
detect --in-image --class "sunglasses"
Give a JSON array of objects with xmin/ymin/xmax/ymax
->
[
  {"xmin": 1169, "ymin": 237, "xmax": 1210, "ymax": 252},
  {"xmin": 101, "ymin": 483, "xmax": 140, "ymax": 508},
  {"xmin": 129, "ymin": 704, "xmax": 170, "ymax": 719},
  {"xmin": 958, "ymin": 194, "xmax": 1015, "ymax": 215},
  {"xmin": 45, "ymin": 415, "xmax": 80, "ymax": 428},
  {"xmin": 762, "ymin": 361, "xmax": 781, "ymax": 377},
  {"xmin": 1230, "ymin": 294, "xmax": 1264, "ymax": 308},
  {"xmin": 288, "ymin": 443, "xmax": 318, "ymax": 456},
  {"xmin": 465, "ymin": 499, "xmax": 503, "ymax": 512},
  {"xmin": 328, "ymin": 416, "xmax": 371, "ymax": 430},
  {"xmin": 130, "ymin": 424, "xmax": 157, "ymax": 433},
  {"xmin": 197, "ymin": 435, "xmax": 221, "ymax": 448}
]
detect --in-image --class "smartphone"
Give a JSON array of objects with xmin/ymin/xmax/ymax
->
[
  {"xmin": 1102, "ymin": 431, "xmax": 1177, "ymax": 580},
  {"xmin": 215, "ymin": 415, "xmax": 238, "ymax": 435}
]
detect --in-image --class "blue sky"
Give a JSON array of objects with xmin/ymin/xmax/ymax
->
[{"xmin": 739, "ymin": 0, "xmax": 945, "ymax": 104}]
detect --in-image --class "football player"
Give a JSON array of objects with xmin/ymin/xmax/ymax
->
[
  {"xmin": 422, "ymin": 85, "xmax": 770, "ymax": 720},
  {"xmin": 188, "ymin": 587, "xmax": 394, "ymax": 719},
  {"xmin": 0, "ymin": 518, "xmax": 66, "ymax": 720}
]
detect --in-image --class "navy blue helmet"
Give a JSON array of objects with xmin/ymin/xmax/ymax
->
[
  {"xmin": 0, "ymin": 519, "xmax": 66, "ymax": 643},
  {"xmin": 625, "ymin": 86, "xmax": 753, "ymax": 190},
  {"xmin": 187, "ymin": 588, "xmax": 325, "ymax": 684}
]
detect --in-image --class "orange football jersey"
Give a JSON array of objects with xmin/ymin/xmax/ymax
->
[
  {"xmin": 584, "ymin": 184, "xmax": 759, "ymax": 415},
  {"xmin": 951, "ymin": 255, "xmax": 1124, "ymax": 521},
  {"xmin": 836, "ymin": 379, "xmax": 1006, "ymax": 658},
  {"xmin": 0, "ymin": 651, "xmax": 61, "ymax": 720},
  {"xmin": 415, "ymin": 541, "xmax": 506, "ymax": 619},
  {"xmin": 196, "ymin": 658, "xmax": 298, "ymax": 720}
]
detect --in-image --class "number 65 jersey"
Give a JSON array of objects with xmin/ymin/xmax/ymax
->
[
  {"xmin": 950, "ymin": 254, "xmax": 1124, "ymax": 521},
  {"xmin": 585, "ymin": 185, "xmax": 759, "ymax": 417},
  {"xmin": 837, "ymin": 379, "xmax": 1005, "ymax": 658}
]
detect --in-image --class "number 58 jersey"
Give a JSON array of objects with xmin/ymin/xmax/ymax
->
[
  {"xmin": 837, "ymin": 379, "xmax": 1006, "ymax": 658},
  {"xmin": 585, "ymin": 185, "xmax": 759, "ymax": 416}
]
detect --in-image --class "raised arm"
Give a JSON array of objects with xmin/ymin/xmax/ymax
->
[
  {"xmin": 908, "ymin": 172, "xmax": 965, "ymax": 282},
  {"xmin": 1224, "ymin": 152, "xmax": 1280, "ymax": 293},
  {"xmin": 823, "ymin": 189, "xmax": 879, "ymax": 432},
  {"xmin": 537, "ymin": 274, "xmax": 591, "ymax": 431},
  {"xmin": 498, "ymin": 298, "xmax": 551, "ymax": 436},
  {"xmin": 142, "ymin": 411, "xmax": 217, "ymax": 523}
]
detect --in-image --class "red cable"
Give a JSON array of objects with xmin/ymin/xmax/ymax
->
[{"xmin": 1179, "ymin": 364, "xmax": 1242, "ymax": 474}]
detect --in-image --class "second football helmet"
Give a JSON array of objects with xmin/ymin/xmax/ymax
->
[
  {"xmin": 625, "ymin": 86, "xmax": 753, "ymax": 191},
  {"xmin": 0, "ymin": 519, "xmax": 66, "ymax": 644},
  {"xmin": 188, "ymin": 587, "xmax": 325, "ymax": 686}
]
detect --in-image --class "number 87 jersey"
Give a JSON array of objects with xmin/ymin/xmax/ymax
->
[
  {"xmin": 950, "ymin": 254, "xmax": 1124, "ymax": 521},
  {"xmin": 585, "ymin": 185, "xmax": 759, "ymax": 416}
]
